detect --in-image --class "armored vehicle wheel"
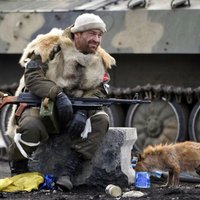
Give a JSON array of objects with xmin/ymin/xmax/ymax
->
[
  {"xmin": 189, "ymin": 102, "xmax": 200, "ymax": 141},
  {"xmin": 104, "ymin": 104, "xmax": 125, "ymax": 127},
  {"xmin": 125, "ymin": 99, "xmax": 188, "ymax": 151},
  {"xmin": 0, "ymin": 104, "xmax": 12, "ymax": 147},
  {"xmin": 0, "ymin": 104, "xmax": 12, "ymax": 160}
]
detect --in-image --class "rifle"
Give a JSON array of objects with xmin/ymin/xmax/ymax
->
[
  {"xmin": 0, "ymin": 91, "xmax": 151, "ymax": 117},
  {"xmin": 0, "ymin": 91, "xmax": 151, "ymax": 134}
]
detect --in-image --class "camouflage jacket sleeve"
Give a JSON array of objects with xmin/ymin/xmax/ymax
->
[{"xmin": 24, "ymin": 57, "xmax": 62, "ymax": 100}]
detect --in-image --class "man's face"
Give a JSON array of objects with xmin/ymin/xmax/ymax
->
[{"xmin": 74, "ymin": 29, "xmax": 103, "ymax": 54}]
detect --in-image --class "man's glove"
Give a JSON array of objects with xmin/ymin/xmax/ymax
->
[
  {"xmin": 55, "ymin": 92, "xmax": 73, "ymax": 124},
  {"xmin": 67, "ymin": 111, "xmax": 87, "ymax": 138},
  {"xmin": 25, "ymin": 54, "xmax": 47, "ymax": 69}
]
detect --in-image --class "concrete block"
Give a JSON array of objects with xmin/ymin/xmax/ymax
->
[{"xmin": 29, "ymin": 127, "xmax": 137, "ymax": 187}]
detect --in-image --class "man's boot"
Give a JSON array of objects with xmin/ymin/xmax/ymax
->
[
  {"xmin": 9, "ymin": 159, "xmax": 29, "ymax": 176},
  {"xmin": 56, "ymin": 151, "xmax": 84, "ymax": 191}
]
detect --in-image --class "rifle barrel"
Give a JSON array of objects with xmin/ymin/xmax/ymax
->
[{"xmin": 70, "ymin": 97, "xmax": 151, "ymax": 104}]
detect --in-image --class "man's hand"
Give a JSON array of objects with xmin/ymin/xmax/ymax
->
[
  {"xmin": 55, "ymin": 92, "xmax": 73, "ymax": 124},
  {"xmin": 67, "ymin": 111, "xmax": 87, "ymax": 138}
]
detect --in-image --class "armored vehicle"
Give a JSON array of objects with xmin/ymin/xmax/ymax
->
[{"xmin": 0, "ymin": 0, "xmax": 200, "ymax": 157}]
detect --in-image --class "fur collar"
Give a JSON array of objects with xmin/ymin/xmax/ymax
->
[{"xmin": 20, "ymin": 27, "xmax": 116, "ymax": 70}]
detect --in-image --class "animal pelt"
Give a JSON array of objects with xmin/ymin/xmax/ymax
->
[
  {"xmin": 19, "ymin": 28, "xmax": 115, "ymax": 69},
  {"xmin": 135, "ymin": 141, "xmax": 200, "ymax": 187},
  {"xmin": 7, "ymin": 27, "xmax": 116, "ymax": 138}
]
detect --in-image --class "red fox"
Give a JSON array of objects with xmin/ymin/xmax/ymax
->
[{"xmin": 135, "ymin": 141, "xmax": 200, "ymax": 187}]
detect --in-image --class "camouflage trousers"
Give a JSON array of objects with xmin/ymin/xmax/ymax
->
[{"xmin": 8, "ymin": 107, "xmax": 109, "ymax": 161}]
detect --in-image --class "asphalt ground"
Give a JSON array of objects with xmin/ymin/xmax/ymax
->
[{"xmin": 1, "ymin": 160, "xmax": 200, "ymax": 200}]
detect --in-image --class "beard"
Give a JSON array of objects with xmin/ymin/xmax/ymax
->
[
  {"xmin": 77, "ymin": 39, "xmax": 99, "ymax": 54},
  {"xmin": 87, "ymin": 41, "xmax": 99, "ymax": 53}
]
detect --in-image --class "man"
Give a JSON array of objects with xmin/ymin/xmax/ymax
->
[{"xmin": 8, "ymin": 13, "xmax": 115, "ymax": 191}]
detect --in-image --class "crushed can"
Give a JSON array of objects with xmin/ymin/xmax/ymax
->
[
  {"xmin": 105, "ymin": 184, "xmax": 122, "ymax": 197},
  {"xmin": 131, "ymin": 156, "xmax": 138, "ymax": 168}
]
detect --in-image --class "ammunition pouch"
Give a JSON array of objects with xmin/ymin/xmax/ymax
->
[{"xmin": 40, "ymin": 98, "xmax": 60, "ymax": 134}]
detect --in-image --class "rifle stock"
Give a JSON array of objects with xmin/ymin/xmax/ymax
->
[{"xmin": 0, "ymin": 92, "xmax": 41, "ymax": 117}]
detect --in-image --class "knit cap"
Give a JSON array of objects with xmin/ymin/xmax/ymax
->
[{"xmin": 71, "ymin": 13, "xmax": 106, "ymax": 33}]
